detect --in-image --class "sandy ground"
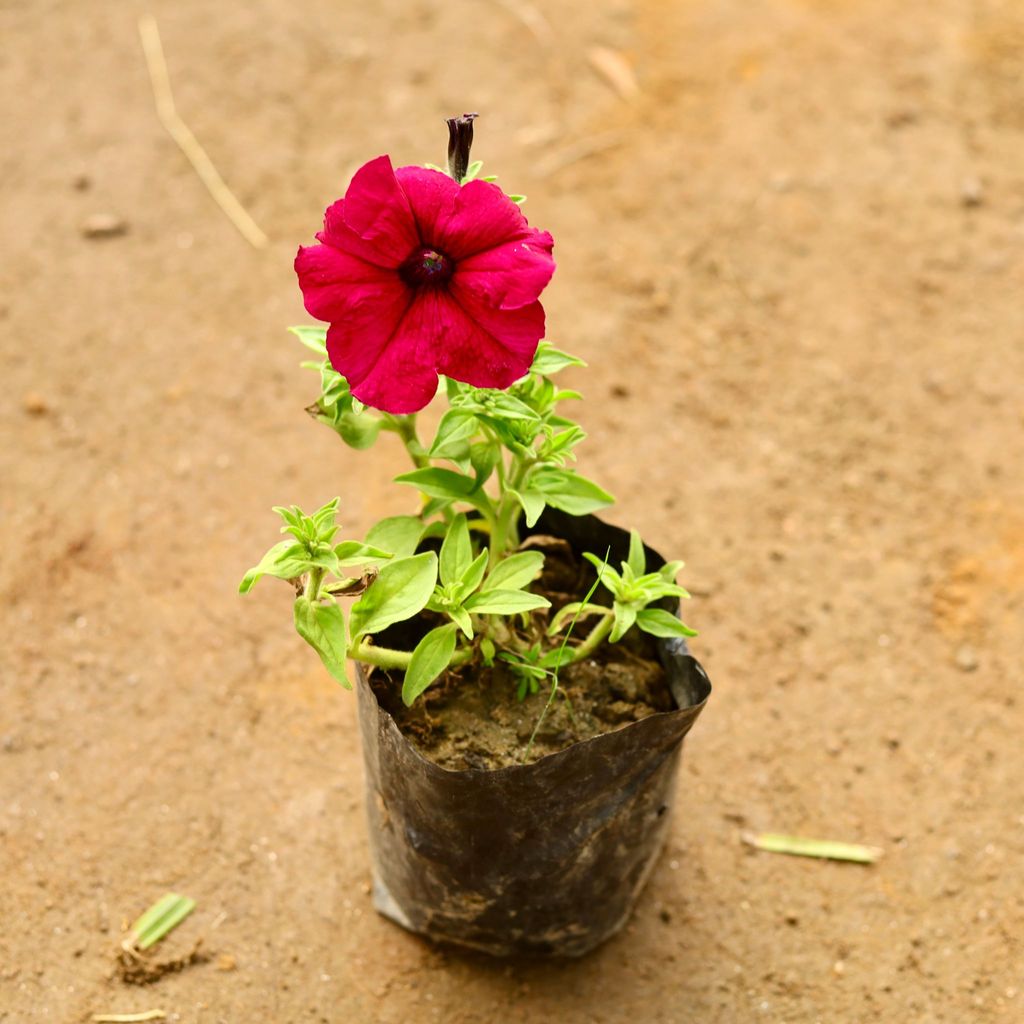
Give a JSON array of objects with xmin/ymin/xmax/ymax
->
[{"xmin": 3, "ymin": 0, "xmax": 1024, "ymax": 1020}]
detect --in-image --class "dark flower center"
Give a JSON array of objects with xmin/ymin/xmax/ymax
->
[{"xmin": 399, "ymin": 247, "xmax": 454, "ymax": 288}]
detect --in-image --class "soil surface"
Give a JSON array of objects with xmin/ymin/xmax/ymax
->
[
  {"xmin": 373, "ymin": 533, "xmax": 675, "ymax": 770},
  {"xmin": 3, "ymin": 1, "xmax": 1024, "ymax": 1022},
  {"xmin": 374, "ymin": 615, "xmax": 672, "ymax": 771}
]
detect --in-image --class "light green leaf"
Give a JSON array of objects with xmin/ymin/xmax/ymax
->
[
  {"xmin": 457, "ymin": 548, "xmax": 489, "ymax": 598},
  {"xmin": 635, "ymin": 607, "xmax": 698, "ymax": 638},
  {"xmin": 316, "ymin": 404, "xmax": 382, "ymax": 450},
  {"xmin": 509, "ymin": 488, "xmax": 546, "ymax": 528},
  {"xmin": 481, "ymin": 551, "xmax": 545, "ymax": 593},
  {"xmin": 439, "ymin": 514, "xmax": 472, "ymax": 587},
  {"xmin": 364, "ymin": 515, "xmax": 426, "ymax": 559},
  {"xmin": 333, "ymin": 540, "xmax": 393, "ymax": 568},
  {"xmin": 239, "ymin": 541, "xmax": 312, "ymax": 593},
  {"xmin": 530, "ymin": 342, "xmax": 586, "ymax": 376},
  {"xmin": 395, "ymin": 467, "xmax": 479, "ymax": 501},
  {"xmin": 402, "ymin": 623, "xmax": 458, "ymax": 706},
  {"xmin": 294, "ymin": 596, "xmax": 350, "ymax": 686},
  {"xmin": 349, "ymin": 552, "xmax": 438, "ymax": 639},
  {"xmin": 127, "ymin": 892, "xmax": 196, "ymax": 952},
  {"xmin": 428, "ymin": 409, "xmax": 479, "ymax": 458},
  {"xmin": 530, "ymin": 467, "xmax": 614, "ymax": 516},
  {"xmin": 448, "ymin": 605, "xmax": 474, "ymax": 639},
  {"xmin": 582, "ymin": 551, "xmax": 623, "ymax": 590},
  {"xmin": 626, "ymin": 529, "xmax": 646, "ymax": 576},
  {"xmin": 464, "ymin": 589, "xmax": 551, "ymax": 615},
  {"xmin": 742, "ymin": 832, "xmax": 883, "ymax": 864},
  {"xmin": 610, "ymin": 602, "xmax": 637, "ymax": 643},
  {"xmin": 288, "ymin": 324, "xmax": 328, "ymax": 354}
]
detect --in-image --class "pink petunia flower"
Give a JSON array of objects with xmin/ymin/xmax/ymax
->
[{"xmin": 295, "ymin": 156, "xmax": 555, "ymax": 414}]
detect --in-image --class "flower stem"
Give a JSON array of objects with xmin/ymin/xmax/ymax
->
[{"xmin": 388, "ymin": 414, "xmax": 429, "ymax": 469}]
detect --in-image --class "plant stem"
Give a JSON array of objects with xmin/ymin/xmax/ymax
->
[
  {"xmin": 305, "ymin": 567, "xmax": 324, "ymax": 601},
  {"xmin": 387, "ymin": 414, "xmax": 429, "ymax": 469},
  {"xmin": 349, "ymin": 639, "xmax": 472, "ymax": 672},
  {"xmin": 561, "ymin": 611, "xmax": 613, "ymax": 665}
]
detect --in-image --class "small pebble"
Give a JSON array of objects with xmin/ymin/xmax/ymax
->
[
  {"xmin": 216, "ymin": 953, "xmax": 237, "ymax": 972},
  {"xmin": 80, "ymin": 213, "xmax": 128, "ymax": 239},
  {"xmin": 22, "ymin": 392, "xmax": 49, "ymax": 416},
  {"xmin": 955, "ymin": 645, "xmax": 979, "ymax": 672},
  {"xmin": 961, "ymin": 177, "xmax": 984, "ymax": 208},
  {"xmin": 833, "ymin": 960, "xmax": 845, "ymax": 976}
]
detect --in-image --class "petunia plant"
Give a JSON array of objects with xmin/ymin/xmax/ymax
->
[{"xmin": 242, "ymin": 115, "xmax": 696, "ymax": 706}]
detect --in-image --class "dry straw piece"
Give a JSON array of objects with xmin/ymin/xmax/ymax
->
[{"xmin": 137, "ymin": 15, "xmax": 268, "ymax": 249}]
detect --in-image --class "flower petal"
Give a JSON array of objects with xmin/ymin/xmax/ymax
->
[
  {"xmin": 395, "ymin": 166, "xmax": 459, "ymax": 246},
  {"xmin": 398, "ymin": 173, "xmax": 535, "ymax": 261},
  {"xmin": 320, "ymin": 156, "xmax": 419, "ymax": 268},
  {"xmin": 327, "ymin": 293, "xmax": 442, "ymax": 415},
  {"xmin": 437, "ymin": 284, "xmax": 546, "ymax": 389},
  {"xmin": 453, "ymin": 228, "xmax": 555, "ymax": 310},
  {"xmin": 295, "ymin": 243, "xmax": 405, "ymax": 323}
]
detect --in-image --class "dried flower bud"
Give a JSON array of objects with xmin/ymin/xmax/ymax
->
[{"xmin": 446, "ymin": 112, "xmax": 479, "ymax": 183}]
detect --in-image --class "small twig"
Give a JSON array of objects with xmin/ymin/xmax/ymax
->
[
  {"xmin": 535, "ymin": 132, "xmax": 624, "ymax": 179},
  {"xmin": 741, "ymin": 832, "xmax": 883, "ymax": 864},
  {"xmin": 587, "ymin": 46, "xmax": 640, "ymax": 99},
  {"xmin": 137, "ymin": 15, "xmax": 268, "ymax": 249},
  {"xmin": 92, "ymin": 1013, "xmax": 166, "ymax": 1023},
  {"xmin": 491, "ymin": 0, "xmax": 553, "ymax": 50}
]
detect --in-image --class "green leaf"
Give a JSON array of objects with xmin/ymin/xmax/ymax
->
[
  {"xmin": 127, "ymin": 893, "xmax": 196, "ymax": 952},
  {"xmin": 402, "ymin": 623, "xmax": 458, "ymax": 706},
  {"xmin": 742, "ymin": 832, "xmax": 883, "ymax": 864},
  {"xmin": 481, "ymin": 551, "xmax": 545, "ymax": 593},
  {"xmin": 239, "ymin": 540, "xmax": 312, "ymax": 593},
  {"xmin": 530, "ymin": 342, "xmax": 586, "ymax": 376},
  {"xmin": 320, "ymin": 406, "xmax": 383, "ymax": 450},
  {"xmin": 439, "ymin": 514, "xmax": 472, "ymax": 587},
  {"xmin": 349, "ymin": 552, "xmax": 438, "ymax": 639},
  {"xmin": 364, "ymin": 515, "xmax": 426, "ymax": 559},
  {"xmin": 635, "ymin": 607, "xmax": 698, "ymax": 638},
  {"xmin": 333, "ymin": 540, "xmax": 393, "ymax": 568},
  {"xmin": 626, "ymin": 529, "xmax": 646, "ymax": 576},
  {"xmin": 294, "ymin": 597, "xmax": 350, "ymax": 686},
  {"xmin": 288, "ymin": 324, "xmax": 328, "ymax": 354},
  {"xmin": 509, "ymin": 488, "xmax": 546, "ymax": 528},
  {"xmin": 448, "ymin": 605, "xmax": 474, "ymax": 639},
  {"xmin": 428, "ymin": 409, "xmax": 479, "ymax": 458},
  {"xmin": 457, "ymin": 548, "xmax": 489, "ymax": 598},
  {"xmin": 547, "ymin": 601, "xmax": 606, "ymax": 635},
  {"xmin": 509, "ymin": 194, "xmax": 527, "ymax": 205},
  {"xmin": 610, "ymin": 602, "xmax": 637, "ymax": 643},
  {"xmin": 395, "ymin": 467, "xmax": 479, "ymax": 501},
  {"xmin": 582, "ymin": 551, "xmax": 623, "ymax": 591},
  {"xmin": 530, "ymin": 468, "xmax": 614, "ymax": 516},
  {"xmin": 469, "ymin": 441, "xmax": 500, "ymax": 488},
  {"xmin": 464, "ymin": 589, "xmax": 551, "ymax": 615},
  {"xmin": 453, "ymin": 389, "xmax": 541, "ymax": 423}
]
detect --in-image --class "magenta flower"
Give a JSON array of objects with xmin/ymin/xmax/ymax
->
[{"xmin": 295, "ymin": 156, "xmax": 556, "ymax": 414}]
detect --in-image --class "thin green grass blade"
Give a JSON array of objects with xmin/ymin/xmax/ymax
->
[
  {"xmin": 126, "ymin": 893, "xmax": 196, "ymax": 950},
  {"xmin": 743, "ymin": 832, "xmax": 882, "ymax": 864}
]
